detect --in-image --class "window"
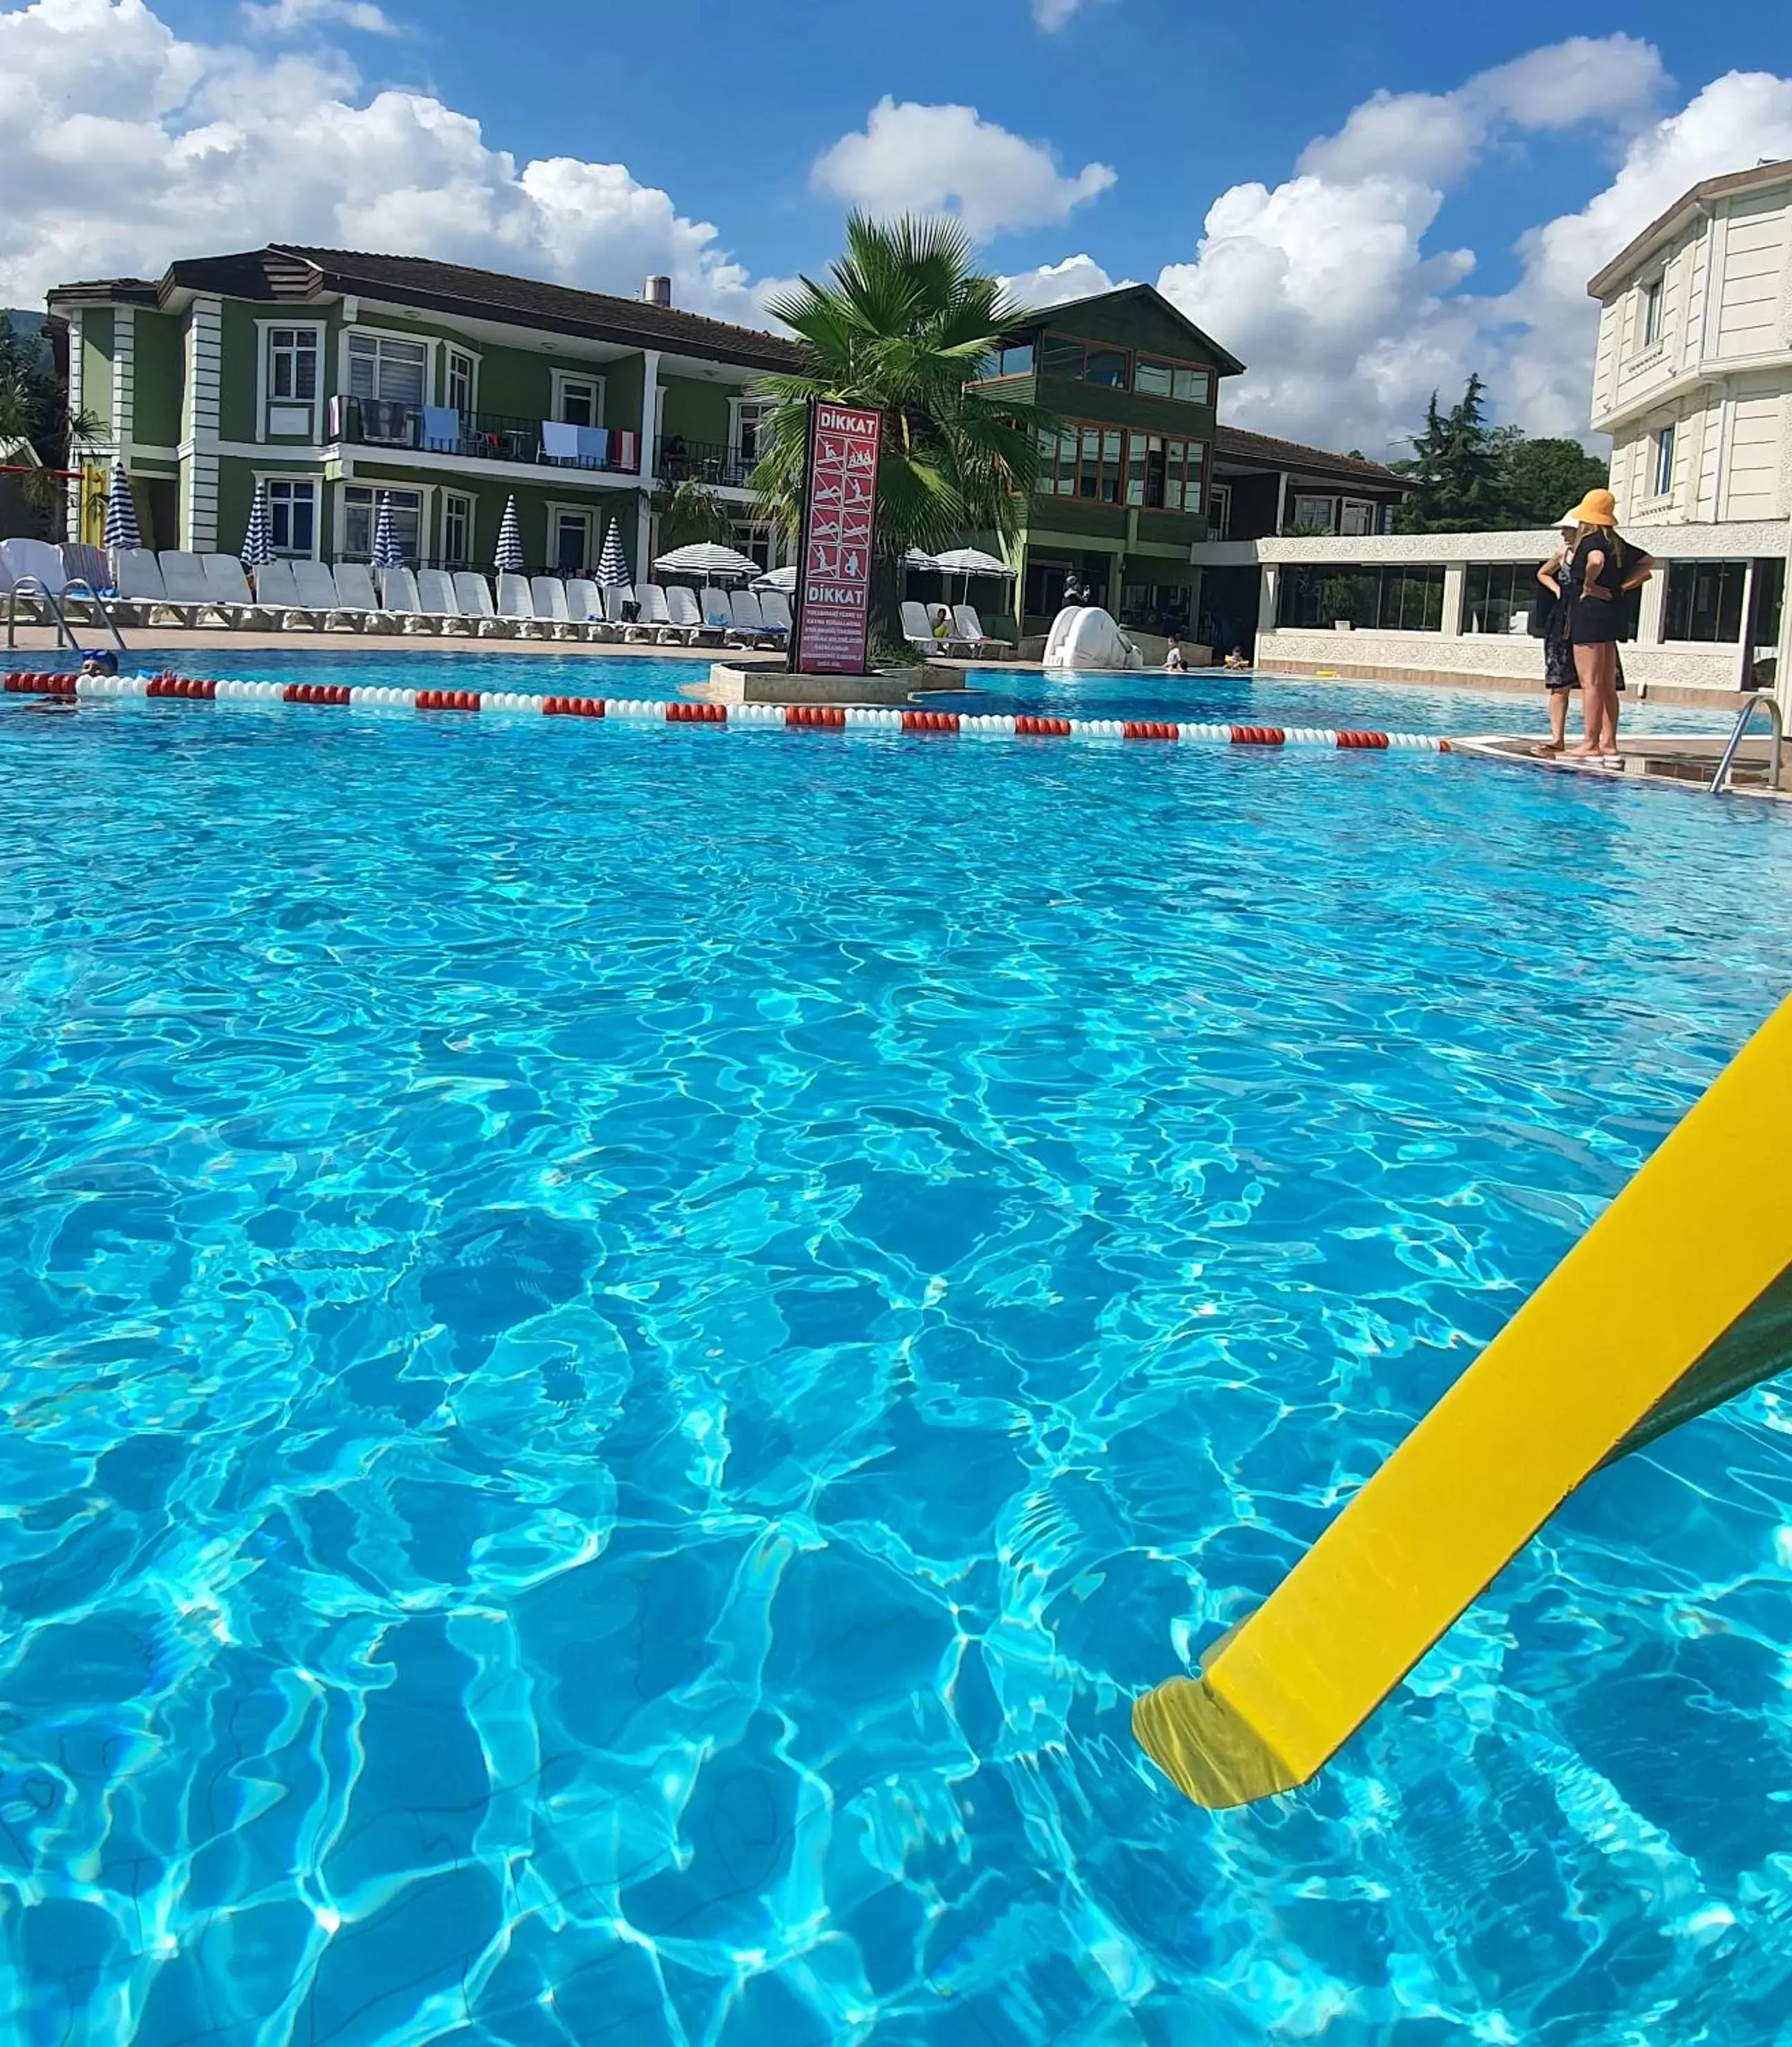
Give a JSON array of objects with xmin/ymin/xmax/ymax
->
[
  {"xmin": 347, "ymin": 331, "xmax": 427, "ymax": 406},
  {"xmin": 1119, "ymin": 582, "xmax": 1194, "ymax": 632},
  {"xmin": 1172, "ymin": 366, "xmax": 1210, "ymax": 405},
  {"xmin": 552, "ymin": 372, "xmax": 604, "ymax": 427},
  {"xmin": 440, "ymin": 491, "xmax": 473, "ymax": 568},
  {"xmin": 976, "ymin": 340, "xmax": 1035, "ymax": 380},
  {"xmin": 730, "ymin": 520, "xmax": 775, "ymax": 571},
  {"xmin": 1663, "ymin": 560, "xmax": 1747, "ymax": 643},
  {"xmin": 1207, "ymin": 483, "xmax": 1231, "ymax": 538},
  {"xmin": 446, "ymin": 350, "xmax": 476, "ymax": 415},
  {"xmin": 1024, "ymin": 557, "xmax": 1072, "ymax": 617},
  {"xmin": 1036, "ymin": 423, "xmax": 1121, "ymax": 501},
  {"xmin": 1290, "ymin": 495, "xmax": 1338, "ymax": 534},
  {"xmin": 268, "ymin": 328, "xmax": 318, "ymax": 403},
  {"xmin": 1277, "ymin": 564, "xmax": 1445, "ymax": 633},
  {"xmin": 1083, "ymin": 348, "xmax": 1128, "ymax": 389},
  {"xmin": 1653, "ymin": 423, "xmax": 1677, "ymax": 499},
  {"xmin": 1125, "ymin": 434, "xmax": 1204, "ymax": 511},
  {"xmin": 1040, "ymin": 335, "xmax": 1086, "ymax": 380},
  {"xmin": 732, "ymin": 398, "xmax": 776, "ymax": 467},
  {"xmin": 341, "ymin": 485, "xmax": 422, "ymax": 563},
  {"xmin": 264, "ymin": 478, "xmax": 317, "ymax": 557},
  {"xmin": 1463, "ymin": 562, "xmax": 1542, "ymax": 635},
  {"xmin": 1077, "ymin": 426, "xmax": 1124, "ymax": 501},
  {"xmin": 550, "ymin": 506, "xmax": 593, "ymax": 574},
  {"xmin": 1641, "ymin": 277, "xmax": 1663, "ymax": 349},
  {"xmin": 1339, "ymin": 499, "xmax": 1378, "ymax": 536},
  {"xmin": 1135, "ymin": 357, "xmax": 1173, "ymax": 398}
]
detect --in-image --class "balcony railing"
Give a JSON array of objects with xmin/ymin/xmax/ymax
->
[
  {"xmin": 655, "ymin": 436, "xmax": 757, "ymax": 490},
  {"xmin": 329, "ymin": 396, "xmax": 638, "ymax": 473}
]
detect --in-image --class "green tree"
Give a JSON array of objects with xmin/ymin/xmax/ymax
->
[
  {"xmin": 1392, "ymin": 375, "xmax": 1509, "ymax": 532},
  {"xmin": 751, "ymin": 213, "xmax": 1051, "ymax": 656},
  {"xmin": 1498, "ymin": 433, "xmax": 1608, "ymax": 528},
  {"xmin": 1, "ymin": 314, "xmax": 98, "ymax": 523},
  {"xmin": 650, "ymin": 476, "xmax": 733, "ymax": 555}
]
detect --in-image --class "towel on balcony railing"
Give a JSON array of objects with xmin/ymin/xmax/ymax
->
[
  {"xmin": 420, "ymin": 405, "xmax": 460, "ymax": 451},
  {"xmin": 330, "ymin": 395, "xmax": 412, "ymax": 446},
  {"xmin": 541, "ymin": 421, "xmax": 621, "ymax": 467}
]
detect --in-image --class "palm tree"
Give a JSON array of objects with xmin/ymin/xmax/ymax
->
[
  {"xmin": 650, "ymin": 475, "xmax": 733, "ymax": 556},
  {"xmin": 752, "ymin": 213, "xmax": 1051, "ymax": 650}
]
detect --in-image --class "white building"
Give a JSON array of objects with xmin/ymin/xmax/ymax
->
[{"xmin": 1195, "ymin": 158, "xmax": 1792, "ymax": 707}]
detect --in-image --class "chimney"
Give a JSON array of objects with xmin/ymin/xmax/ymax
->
[{"xmin": 643, "ymin": 275, "xmax": 672, "ymax": 308}]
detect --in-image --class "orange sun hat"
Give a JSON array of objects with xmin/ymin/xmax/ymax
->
[{"xmin": 1567, "ymin": 487, "xmax": 1618, "ymax": 527}]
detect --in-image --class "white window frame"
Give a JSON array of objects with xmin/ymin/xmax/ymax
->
[
  {"xmin": 1652, "ymin": 421, "xmax": 1677, "ymax": 500},
  {"xmin": 729, "ymin": 395, "xmax": 778, "ymax": 467},
  {"xmin": 255, "ymin": 471, "xmax": 321, "ymax": 559},
  {"xmin": 550, "ymin": 369, "xmax": 606, "ymax": 427},
  {"xmin": 1339, "ymin": 498, "xmax": 1378, "ymax": 536},
  {"xmin": 728, "ymin": 517, "xmax": 777, "ymax": 572},
  {"xmin": 440, "ymin": 489, "xmax": 474, "ymax": 568},
  {"xmin": 335, "ymin": 480, "xmax": 432, "ymax": 564},
  {"xmin": 445, "ymin": 347, "xmax": 479, "ymax": 418},
  {"xmin": 1206, "ymin": 481, "xmax": 1231, "ymax": 537},
  {"xmin": 1640, "ymin": 275, "xmax": 1664, "ymax": 350},
  {"xmin": 338, "ymin": 325, "xmax": 436, "ymax": 414},
  {"xmin": 544, "ymin": 501, "xmax": 596, "ymax": 574},
  {"xmin": 1291, "ymin": 494, "xmax": 1338, "ymax": 533},
  {"xmin": 256, "ymin": 319, "xmax": 326, "ymax": 444}
]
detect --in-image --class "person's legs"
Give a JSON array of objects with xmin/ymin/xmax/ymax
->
[
  {"xmin": 1549, "ymin": 689, "xmax": 1569, "ymax": 749},
  {"xmin": 1599, "ymin": 657, "xmax": 1622, "ymax": 754},
  {"xmin": 1567, "ymin": 642, "xmax": 1612, "ymax": 754}
]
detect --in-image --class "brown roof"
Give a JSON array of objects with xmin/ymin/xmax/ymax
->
[
  {"xmin": 53, "ymin": 245, "xmax": 800, "ymax": 373},
  {"xmin": 1214, "ymin": 424, "xmax": 1405, "ymax": 487},
  {"xmin": 1587, "ymin": 158, "xmax": 1792, "ymax": 297}
]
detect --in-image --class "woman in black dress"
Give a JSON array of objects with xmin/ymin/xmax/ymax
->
[{"xmin": 1562, "ymin": 488, "xmax": 1653, "ymax": 763}]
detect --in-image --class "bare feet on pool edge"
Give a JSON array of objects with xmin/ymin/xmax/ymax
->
[
  {"xmin": 1563, "ymin": 744, "xmax": 1602, "ymax": 760},
  {"xmin": 1529, "ymin": 742, "xmax": 1564, "ymax": 758}
]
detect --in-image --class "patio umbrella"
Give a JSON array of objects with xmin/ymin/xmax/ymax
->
[
  {"xmin": 239, "ymin": 481, "xmax": 272, "ymax": 570},
  {"xmin": 371, "ymin": 492, "xmax": 404, "ymax": 568},
  {"xmin": 902, "ymin": 548, "xmax": 937, "ymax": 571},
  {"xmin": 597, "ymin": 517, "xmax": 630, "ymax": 588},
  {"xmin": 102, "ymin": 461, "xmax": 142, "ymax": 552},
  {"xmin": 752, "ymin": 564, "xmax": 796, "ymax": 593},
  {"xmin": 931, "ymin": 547, "xmax": 1013, "ymax": 581},
  {"xmin": 494, "ymin": 494, "xmax": 524, "ymax": 574},
  {"xmin": 652, "ymin": 541, "xmax": 760, "ymax": 583}
]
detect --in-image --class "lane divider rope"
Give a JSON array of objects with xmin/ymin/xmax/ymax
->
[{"xmin": 3, "ymin": 672, "xmax": 1452, "ymax": 754}]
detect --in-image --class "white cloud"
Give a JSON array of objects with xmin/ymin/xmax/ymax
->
[
  {"xmin": 812, "ymin": 97, "xmax": 1115, "ymax": 240},
  {"xmin": 1150, "ymin": 41, "xmax": 1792, "ymax": 456},
  {"xmin": 1001, "ymin": 252, "xmax": 1122, "ymax": 308},
  {"xmin": 0, "ymin": 0, "xmax": 767, "ymax": 323},
  {"xmin": 243, "ymin": 0, "xmax": 397, "ymax": 34},
  {"xmin": 1031, "ymin": 0, "xmax": 1088, "ymax": 27}
]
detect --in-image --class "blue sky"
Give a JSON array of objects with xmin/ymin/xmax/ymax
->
[{"xmin": 6, "ymin": 0, "xmax": 1791, "ymax": 450}]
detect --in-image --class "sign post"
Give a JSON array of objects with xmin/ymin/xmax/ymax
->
[{"xmin": 790, "ymin": 399, "xmax": 883, "ymax": 676}]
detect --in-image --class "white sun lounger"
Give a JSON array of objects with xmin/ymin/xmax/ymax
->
[
  {"xmin": 380, "ymin": 564, "xmax": 438, "ymax": 635},
  {"xmin": 160, "ymin": 551, "xmax": 232, "ymax": 626},
  {"xmin": 900, "ymin": 599, "xmax": 969, "ymax": 656},
  {"xmin": 953, "ymin": 604, "xmax": 1009, "ymax": 655},
  {"xmin": 564, "ymin": 578, "xmax": 615, "ymax": 642},
  {"xmin": 498, "ymin": 571, "xmax": 546, "ymax": 637},
  {"xmin": 601, "ymin": 582, "xmax": 635, "ymax": 628},
  {"xmin": 664, "ymin": 584, "xmax": 716, "ymax": 644},
  {"xmin": 700, "ymin": 586, "xmax": 741, "ymax": 645},
  {"xmin": 728, "ymin": 588, "xmax": 782, "ymax": 648},
  {"xmin": 759, "ymin": 590, "xmax": 794, "ymax": 641},
  {"xmin": 454, "ymin": 570, "xmax": 512, "ymax": 637},
  {"xmin": 106, "ymin": 548, "xmax": 179, "ymax": 626},
  {"xmin": 197, "ymin": 553, "xmax": 278, "ymax": 630},
  {"xmin": 416, "ymin": 568, "xmax": 472, "ymax": 635},
  {"xmin": 635, "ymin": 583, "xmax": 677, "ymax": 643},
  {"xmin": 530, "ymin": 575, "xmax": 579, "ymax": 640},
  {"xmin": 250, "ymin": 559, "xmax": 330, "ymax": 630},
  {"xmin": 331, "ymin": 561, "xmax": 393, "ymax": 632}
]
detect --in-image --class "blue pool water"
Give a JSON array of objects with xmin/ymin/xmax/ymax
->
[
  {"xmin": 53, "ymin": 643, "xmax": 1740, "ymax": 735},
  {"xmin": 3, "ymin": 696, "xmax": 1791, "ymax": 2044}
]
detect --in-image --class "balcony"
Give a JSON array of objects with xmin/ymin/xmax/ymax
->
[
  {"xmin": 655, "ymin": 435, "xmax": 757, "ymax": 490},
  {"xmin": 329, "ymin": 396, "xmax": 639, "ymax": 474}
]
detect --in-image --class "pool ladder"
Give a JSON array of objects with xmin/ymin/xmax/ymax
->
[
  {"xmin": 3, "ymin": 576, "xmax": 130, "ymax": 658},
  {"xmin": 1710, "ymin": 695, "xmax": 1784, "ymax": 796}
]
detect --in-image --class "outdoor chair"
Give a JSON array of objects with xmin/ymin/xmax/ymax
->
[
  {"xmin": 108, "ymin": 548, "xmax": 184, "ymax": 627},
  {"xmin": 563, "ymin": 579, "xmax": 615, "ymax": 642},
  {"xmin": 379, "ymin": 564, "xmax": 438, "ymax": 635},
  {"xmin": 530, "ymin": 575, "xmax": 579, "ymax": 640},
  {"xmin": 728, "ymin": 589, "xmax": 780, "ymax": 648},
  {"xmin": 253, "ymin": 558, "xmax": 333, "ymax": 630},
  {"xmin": 330, "ymin": 561, "xmax": 393, "ymax": 631},
  {"xmin": 199, "ymin": 552, "xmax": 279, "ymax": 630},
  {"xmin": 635, "ymin": 583, "xmax": 677, "ymax": 643},
  {"xmin": 454, "ymin": 571, "xmax": 513, "ymax": 637},
  {"xmin": 497, "ymin": 571, "xmax": 545, "ymax": 637},
  {"xmin": 416, "ymin": 568, "xmax": 472, "ymax": 634},
  {"xmin": 759, "ymin": 590, "xmax": 794, "ymax": 641},
  {"xmin": 953, "ymin": 605, "xmax": 1009, "ymax": 655},
  {"xmin": 664, "ymin": 585, "xmax": 713, "ymax": 644}
]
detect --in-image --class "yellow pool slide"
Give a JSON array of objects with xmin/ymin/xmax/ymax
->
[{"xmin": 1135, "ymin": 995, "xmax": 1792, "ymax": 1810}]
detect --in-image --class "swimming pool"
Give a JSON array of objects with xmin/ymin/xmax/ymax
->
[
  {"xmin": 4, "ymin": 697, "xmax": 1791, "ymax": 2044},
  {"xmin": 53, "ymin": 643, "xmax": 1742, "ymax": 735}
]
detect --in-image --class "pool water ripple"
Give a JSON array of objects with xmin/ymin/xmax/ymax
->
[{"xmin": 2, "ymin": 698, "xmax": 1791, "ymax": 2044}]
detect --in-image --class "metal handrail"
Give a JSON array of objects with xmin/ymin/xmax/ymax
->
[
  {"xmin": 1710, "ymin": 693, "xmax": 1784, "ymax": 794},
  {"xmin": 4, "ymin": 576, "xmax": 129, "ymax": 655}
]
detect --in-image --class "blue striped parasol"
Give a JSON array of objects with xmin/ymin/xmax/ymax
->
[
  {"xmin": 596, "ymin": 516, "xmax": 629, "ymax": 588},
  {"xmin": 494, "ymin": 494, "xmax": 524, "ymax": 573},
  {"xmin": 103, "ymin": 462, "xmax": 142, "ymax": 552},
  {"xmin": 239, "ymin": 481, "xmax": 273, "ymax": 568},
  {"xmin": 371, "ymin": 492, "xmax": 404, "ymax": 567}
]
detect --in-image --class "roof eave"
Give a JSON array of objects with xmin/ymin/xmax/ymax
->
[{"xmin": 1587, "ymin": 159, "xmax": 1792, "ymax": 299}]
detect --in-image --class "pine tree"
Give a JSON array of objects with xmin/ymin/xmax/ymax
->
[{"xmin": 1392, "ymin": 375, "xmax": 1509, "ymax": 532}]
